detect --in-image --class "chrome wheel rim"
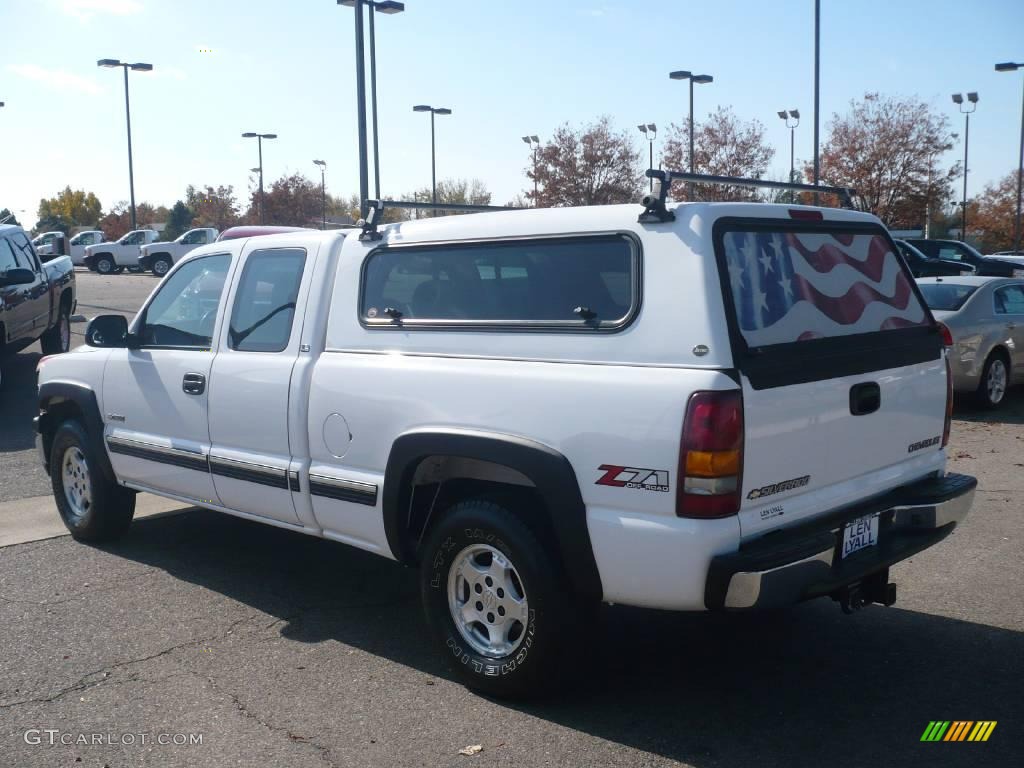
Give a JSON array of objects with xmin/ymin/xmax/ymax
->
[
  {"xmin": 988, "ymin": 359, "xmax": 1007, "ymax": 404},
  {"xmin": 97, "ymin": 259, "xmax": 112, "ymax": 274},
  {"xmin": 61, "ymin": 446, "xmax": 92, "ymax": 521},
  {"xmin": 59, "ymin": 313, "xmax": 70, "ymax": 351},
  {"xmin": 154, "ymin": 260, "xmax": 169, "ymax": 276},
  {"xmin": 447, "ymin": 543, "xmax": 529, "ymax": 658}
]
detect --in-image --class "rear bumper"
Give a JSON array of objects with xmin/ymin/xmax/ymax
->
[{"xmin": 705, "ymin": 473, "xmax": 976, "ymax": 610}]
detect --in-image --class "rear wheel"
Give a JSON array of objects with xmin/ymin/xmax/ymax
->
[
  {"xmin": 95, "ymin": 255, "xmax": 115, "ymax": 275},
  {"xmin": 50, "ymin": 420, "xmax": 135, "ymax": 541},
  {"xmin": 420, "ymin": 498, "xmax": 571, "ymax": 699},
  {"xmin": 977, "ymin": 352, "xmax": 1009, "ymax": 408},
  {"xmin": 40, "ymin": 303, "xmax": 71, "ymax": 354}
]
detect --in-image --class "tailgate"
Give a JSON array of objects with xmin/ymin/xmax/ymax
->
[{"xmin": 713, "ymin": 219, "xmax": 947, "ymax": 539}]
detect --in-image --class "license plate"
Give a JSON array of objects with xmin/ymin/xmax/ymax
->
[{"xmin": 841, "ymin": 513, "xmax": 879, "ymax": 559}]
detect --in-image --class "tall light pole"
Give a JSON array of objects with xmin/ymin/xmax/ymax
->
[
  {"xmin": 313, "ymin": 159, "xmax": 327, "ymax": 230},
  {"xmin": 413, "ymin": 104, "xmax": 451, "ymax": 206},
  {"xmin": 813, "ymin": 0, "xmax": 820, "ymax": 193},
  {"xmin": 97, "ymin": 59, "xmax": 152, "ymax": 231},
  {"xmin": 669, "ymin": 70, "xmax": 713, "ymax": 198},
  {"xmin": 777, "ymin": 109, "xmax": 800, "ymax": 202},
  {"xmin": 522, "ymin": 135, "xmax": 540, "ymax": 204},
  {"xmin": 952, "ymin": 92, "xmax": 979, "ymax": 242},
  {"xmin": 339, "ymin": 1, "xmax": 405, "ymax": 200},
  {"xmin": 242, "ymin": 132, "xmax": 277, "ymax": 224},
  {"xmin": 996, "ymin": 62, "xmax": 1024, "ymax": 254},
  {"xmin": 637, "ymin": 124, "xmax": 657, "ymax": 192},
  {"xmin": 336, "ymin": 0, "xmax": 369, "ymax": 217}
]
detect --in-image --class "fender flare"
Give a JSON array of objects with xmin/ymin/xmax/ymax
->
[
  {"xmin": 382, "ymin": 428, "xmax": 603, "ymax": 602},
  {"xmin": 37, "ymin": 381, "xmax": 116, "ymax": 484}
]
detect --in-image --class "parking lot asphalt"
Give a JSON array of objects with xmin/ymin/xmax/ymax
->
[{"xmin": 1, "ymin": 270, "xmax": 1022, "ymax": 767}]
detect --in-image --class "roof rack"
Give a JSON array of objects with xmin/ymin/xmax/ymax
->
[
  {"xmin": 360, "ymin": 199, "xmax": 524, "ymax": 241},
  {"xmin": 637, "ymin": 169, "xmax": 857, "ymax": 223}
]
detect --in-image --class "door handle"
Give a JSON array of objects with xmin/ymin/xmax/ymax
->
[
  {"xmin": 182, "ymin": 372, "xmax": 206, "ymax": 395},
  {"xmin": 849, "ymin": 382, "xmax": 881, "ymax": 416}
]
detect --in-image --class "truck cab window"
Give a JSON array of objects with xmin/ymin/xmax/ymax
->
[
  {"xmin": 139, "ymin": 254, "xmax": 230, "ymax": 348},
  {"xmin": 0, "ymin": 238, "xmax": 18, "ymax": 272},
  {"xmin": 228, "ymin": 248, "xmax": 306, "ymax": 352}
]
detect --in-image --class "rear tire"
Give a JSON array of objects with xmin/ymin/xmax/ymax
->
[
  {"xmin": 40, "ymin": 303, "xmax": 71, "ymax": 354},
  {"xmin": 419, "ymin": 498, "xmax": 572, "ymax": 699},
  {"xmin": 95, "ymin": 255, "xmax": 115, "ymax": 275},
  {"xmin": 50, "ymin": 419, "xmax": 135, "ymax": 542},
  {"xmin": 976, "ymin": 352, "xmax": 1009, "ymax": 409}
]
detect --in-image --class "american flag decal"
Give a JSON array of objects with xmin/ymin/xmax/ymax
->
[{"xmin": 724, "ymin": 230, "xmax": 927, "ymax": 348}]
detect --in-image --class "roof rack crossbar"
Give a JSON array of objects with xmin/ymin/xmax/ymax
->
[
  {"xmin": 360, "ymin": 198, "xmax": 524, "ymax": 240},
  {"xmin": 647, "ymin": 169, "xmax": 857, "ymax": 209}
]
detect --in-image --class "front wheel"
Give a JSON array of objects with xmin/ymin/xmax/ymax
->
[
  {"xmin": 50, "ymin": 420, "xmax": 135, "ymax": 541},
  {"xmin": 40, "ymin": 304, "xmax": 71, "ymax": 354},
  {"xmin": 95, "ymin": 255, "xmax": 115, "ymax": 275},
  {"xmin": 152, "ymin": 256, "xmax": 172, "ymax": 277},
  {"xmin": 420, "ymin": 498, "xmax": 571, "ymax": 698},
  {"xmin": 977, "ymin": 353, "xmax": 1009, "ymax": 409}
]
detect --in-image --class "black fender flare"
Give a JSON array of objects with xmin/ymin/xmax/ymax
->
[
  {"xmin": 37, "ymin": 381, "xmax": 116, "ymax": 484},
  {"xmin": 382, "ymin": 428, "xmax": 603, "ymax": 602}
]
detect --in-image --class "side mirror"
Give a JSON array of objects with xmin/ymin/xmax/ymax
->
[
  {"xmin": 0, "ymin": 268, "xmax": 36, "ymax": 286},
  {"xmin": 85, "ymin": 314, "xmax": 131, "ymax": 348}
]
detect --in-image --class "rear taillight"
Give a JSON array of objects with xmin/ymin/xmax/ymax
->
[
  {"xmin": 937, "ymin": 322, "xmax": 954, "ymax": 347},
  {"xmin": 677, "ymin": 390, "xmax": 744, "ymax": 519},
  {"xmin": 942, "ymin": 356, "xmax": 953, "ymax": 448}
]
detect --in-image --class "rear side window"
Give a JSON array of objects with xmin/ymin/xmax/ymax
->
[
  {"xmin": 994, "ymin": 285, "xmax": 1024, "ymax": 315},
  {"xmin": 0, "ymin": 238, "xmax": 18, "ymax": 272},
  {"xmin": 919, "ymin": 283, "xmax": 978, "ymax": 311},
  {"xmin": 361, "ymin": 235, "xmax": 637, "ymax": 329},
  {"xmin": 228, "ymin": 248, "xmax": 306, "ymax": 352},
  {"xmin": 720, "ymin": 227, "xmax": 929, "ymax": 348}
]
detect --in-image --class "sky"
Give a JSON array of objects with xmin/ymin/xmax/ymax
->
[{"xmin": 1, "ymin": 0, "xmax": 1023, "ymax": 228}]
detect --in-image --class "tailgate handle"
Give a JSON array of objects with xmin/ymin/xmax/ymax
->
[{"xmin": 849, "ymin": 382, "xmax": 880, "ymax": 416}]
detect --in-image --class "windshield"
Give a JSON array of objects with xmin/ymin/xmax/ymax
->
[{"xmin": 918, "ymin": 283, "xmax": 978, "ymax": 312}]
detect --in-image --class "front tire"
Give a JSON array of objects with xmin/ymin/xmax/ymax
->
[
  {"xmin": 40, "ymin": 303, "xmax": 71, "ymax": 354},
  {"xmin": 977, "ymin": 352, "xmax": 1009, "ymax": 409},
  {"xmin": 420, "ymin": 498, "xmax": 570, "ymax": 698},
  {"xmin": 50, "ymin": 420, "xmax": 135, "ymax": 541},
  {"xmin": 95, "ymin": 255, "xmax": 115, "ymax": 275},
  {"xmin": 152, "ymin": 255, "xmax": 172, "ymax": 277}
]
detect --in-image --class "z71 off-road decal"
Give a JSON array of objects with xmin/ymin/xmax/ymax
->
[
  {"xmin": 747, "ymin": 475, "xmax": 811, "ymax": 500},
  {"xmin": 596, "ymin": 465, "xmax": 670, "ymax": 492}
]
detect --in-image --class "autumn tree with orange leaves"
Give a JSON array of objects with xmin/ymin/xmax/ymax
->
[{"xmin": 970, "ymin": 170, "xmax": 1023, "ymax": 253}]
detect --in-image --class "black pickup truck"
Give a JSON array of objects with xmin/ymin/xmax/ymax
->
[
  {"xmin": 1, "ymin": 224, "xmax": 76, "ymax": 362},
  {"xmin": 903, "ymin": 238, "xmax": 1024, "ymax": 277}
]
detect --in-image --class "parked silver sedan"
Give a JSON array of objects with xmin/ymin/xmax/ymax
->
[{"xmin": 917, "ymin": 276, "xmax": 1024, "ymax": 408}]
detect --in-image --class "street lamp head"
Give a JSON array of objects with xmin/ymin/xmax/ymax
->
[
  {"xmin": 669, "ymin": 70, "xmax": 692, "ymax": 80},
  {"xmin": 522, "ymin": 136, "xmax": 533, "ymax": 144},
  {"xmin": 262, "ymin": 133, "xmax": 278, "ymax": 139},
  {"xmin": 242, "ymin": 132, "xmax": 258, "ymax": 138},
  {"xmin": 530, "ymin": 135, "xmax": 539, "ymax": 143},
  {"xmin": 777, "ymin": 110, "xmax": 788, "ymax": 120},
  {"xmin": 434, "ymin": 107, "xmax": 452, "ymax": 115},
  {"xmin": 647, "ymin": 123, "xmax": 656, "ymax": 133},
  {"xmin": 692, "ymin": 74, "xmax": 713, "ymax": 85},
  {"xmin": 789, "ymin": 109, "xmax": 800, "ymax": 119},
  {"xmin": 376, "ymin": 0, "xmax": 405, "ymax": 13},
  {"xmin": 995, "ymin": 62, "xmax": 1021, "ymax": 72},
  {"xmin": 97, "ymin": 58, "xmax": 121, "ymax": 68},
  {"xmin": 413, "ymin": 104, "xmax": 432, "ymax": 112},
  {"xmin": 637, "ymin": 124, "xmax": 648, "ymax": 133},
  {"xmin": 129, "ymin": 63, "xmax": 153, "ymax": 72},
  {"xmin": 967, "ymin": 92, "xmax": 979, "ymax": 103},
  {"xmin": 951, "ymin": 93, "xmax": 963, "ymax": 104},
  {"xmin": 250, "ymin": 167, "xmax": 261, "ymax": 173},
  {"xmin": 313, "ymin": 159, "xmax": 326, "ymax": 168}
]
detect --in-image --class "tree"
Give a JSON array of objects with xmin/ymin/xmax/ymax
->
[
  {"xmin": 98, "ymin": 202, "xmax": 131, "ymax": 240},
  {"xmin": 36, "ymin": 187, "xmax": 103, "ymax": 232},
  {"xmin": 162, "ymin": 200, "xmax": 195, "ymax": 241},
  {"xmin": 810, "ymin": 93, "xmax": 958, "ymax": 228},
  {"xmin": 405, "ymin": 178, "xmax": 492, "ymax": 218},
  {"xmin": 244, "ymin": 173, "xmax": 320, "ymax": 227},
  {"xmin": 187, "ymin": 184, "xmax": 240, "ymax": 231},
  {"xmin": 971, "ymin": 170, "xmax": 1023, "ymax": 252},
  {"xmin": 0, "ymin": 208, "xmax": 21, "ymax": 227},
  {"xmin": 526, "ymin": 116, "xmax": 642, "ymax": 207},
  {"xmin": 661, "ymin": 107, "xmax": 775, "ymax": 201}
]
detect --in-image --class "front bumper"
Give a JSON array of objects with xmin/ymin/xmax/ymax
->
[
  {"xmin": 138, "ymin": 254, "xmax": 154, "ymax": 271},
  {"xmin": 705, "ymin": 473, "xmax": 976, "ymax": 610}
]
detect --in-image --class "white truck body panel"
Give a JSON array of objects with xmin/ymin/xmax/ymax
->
[{"xmin": 84, "ymin": 229, "xmax": 159, "ymax": 269}]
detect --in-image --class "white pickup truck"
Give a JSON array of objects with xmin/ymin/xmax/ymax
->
[
  {"xmin": 35, "ymin": 175, "xmax": 976, "ymax": 698},
  {"xmin": 83, "ymin": 229, "xmax": 159, "ymax": 274},
  {"xmin": 33, "ymin": 230, "xmax": 106, "ymax": 266},
  {"xmin": 138, "ymin": 227, "xmax": 219, "ymax": 277}
]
